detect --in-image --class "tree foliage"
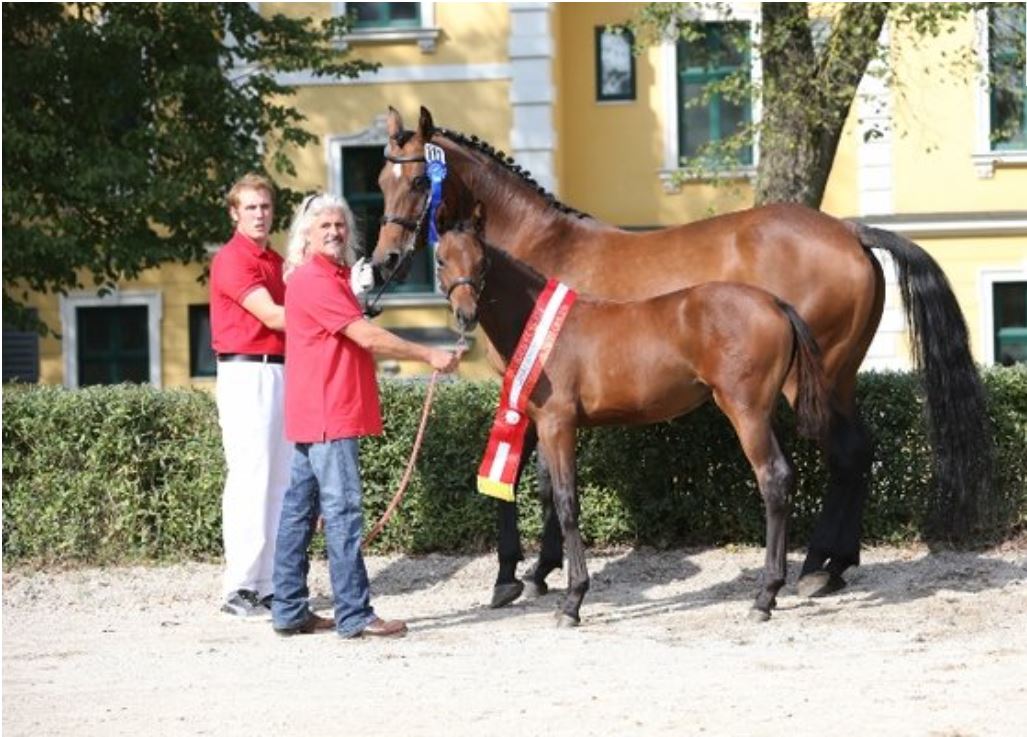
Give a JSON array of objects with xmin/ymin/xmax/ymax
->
[
  {"xmin": 628, "ymin": 2, "xmax": 1023, "ymax": 207},
  {"xmin": 2, "ymin": 3, "xmax": 377, "ymax": 330}
]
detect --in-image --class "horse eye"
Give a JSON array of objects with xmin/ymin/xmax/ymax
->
[
  {"xmin": 435, "ymin": 257, "xmax": 445, "ymax": 269},
  {"xmin": 411, "ymin": 175, "xmax": 430, "ymax": 191}
]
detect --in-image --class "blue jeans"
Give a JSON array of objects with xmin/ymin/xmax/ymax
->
[{"xmin": 272, "ymin": 439, "xmax": 376, "ymax": 637}]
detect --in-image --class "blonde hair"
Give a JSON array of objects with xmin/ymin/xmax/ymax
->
[
  {"xmin": 226, "ymin": 172, "xmax": 275, "ymax": 211},
  {"xmin": 284, "ymin": 193, "xmax": 362, "ymax": 281}
]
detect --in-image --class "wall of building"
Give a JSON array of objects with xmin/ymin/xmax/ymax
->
[{"xmin": 14, "ymin": 3, "xmax": 1025, "ymax": 388}]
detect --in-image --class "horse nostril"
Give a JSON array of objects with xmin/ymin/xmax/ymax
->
[
  {"xmin": 457, "ymin": 310, "xmax": 478, "ymax": 333},
  {"xmin": 385, "ymin": 251, "xmax": 399, "ymax": 270}
]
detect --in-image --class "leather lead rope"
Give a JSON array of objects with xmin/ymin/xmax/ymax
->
[{"xmin": 362, "ymin": 370, "xmax": 440, "ymax": 548}]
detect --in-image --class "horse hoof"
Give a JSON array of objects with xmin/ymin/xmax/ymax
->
[
  {"xmin": 490, "ymin": 581, "xmax": 525, "ymax": 609},
  {"xmin": 748, "ymin": 607, "xmax": 772, "ymax": 623},
  {"xmin": 521, "ymin": 578, "xmax": 549, "ymax": 599},
  {"xmin": 555, "ymin": 612, "xmax": 580, "ymax": 628},
  {"xmin": 796, "ymin": 571, "xmax": 848, "ymax": 599}
]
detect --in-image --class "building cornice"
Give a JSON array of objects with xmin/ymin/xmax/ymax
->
[{"xmin": 855, "ymin": 211, "xmax": 1027, "ymax": 238}]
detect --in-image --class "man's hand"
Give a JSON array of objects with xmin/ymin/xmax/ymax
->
[
  {"xmin": 350, "ymin": 257, "xmax": 376, "ymax": 297},
  {"xmin": 428, "ymin": 347, "xmax": 463, "ymax": 374}
]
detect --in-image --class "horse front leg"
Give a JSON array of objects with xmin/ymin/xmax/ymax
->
[
  {"xmin": 521, "ymin": 452, "xmax": 565, "ymax": 598},
  {"xmin": 538, "ymin": 419, "xmax": 589, "ymax": 627},
  {"xmin": 491, "ymin": 425, "xmax": 539, "ymax": 608}
]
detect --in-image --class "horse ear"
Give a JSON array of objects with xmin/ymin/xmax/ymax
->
[
  {"xmin": 418, "ymin": 106, "xmax": 435, "ymax": 139},
  {"xmin": 472, "ymin": 202, "xmax": 486, "ymax": 235},
  {"xmin": 386, "ymin": 107, "xmax": 404, "ymax": 139}
]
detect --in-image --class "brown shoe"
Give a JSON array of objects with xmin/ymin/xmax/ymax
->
[
  {"xmin": 274, "ymin": 612, "xmax": 335, "ymax": 637},
  {"xmin": 360, "ymin": 616, "xmax": 407, "ymax": 638}
]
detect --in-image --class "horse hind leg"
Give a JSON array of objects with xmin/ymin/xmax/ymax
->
[
  {"xmin": 797, "ymin": 409, "xmax": 871, "ymax": 598},
  {"xmin": 715, "ymin": 394, "xmax": 794, "ymax": 621}
]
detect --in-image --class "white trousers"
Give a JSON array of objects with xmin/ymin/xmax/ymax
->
[{"xmin": 215, "ymin": 361, "xmax": 293, "ymax": 600}]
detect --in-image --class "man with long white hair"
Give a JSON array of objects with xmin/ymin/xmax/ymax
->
[{"xmin": 272, "ymin": 193, "xmax": 460, "ymax": 637}]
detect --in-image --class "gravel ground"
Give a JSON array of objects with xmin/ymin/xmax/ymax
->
[{"xmin": 3, "ymin": 544, "xmax": 1026, "ymax": 737}]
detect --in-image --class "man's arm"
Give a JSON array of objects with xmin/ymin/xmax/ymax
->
[
  {"xmin": 241, "ymin": 287, "xmax": 285, "ymax": 331},
  {"xmin": 343, "ymin": 319, "xmax": 460, "ymax": 373}
]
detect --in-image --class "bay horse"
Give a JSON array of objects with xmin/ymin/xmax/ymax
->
[
  {"xmin": 435, "ymin": 210, "xmax": 831, "ymax": 624},
  {"xmin": 373, "ymin": 107, "xmax": 990, "ymax": 608}
]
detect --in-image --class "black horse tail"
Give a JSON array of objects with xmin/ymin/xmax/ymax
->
[
  {"xmin": 850, "ymin": 222, "xmax": 992, "ymax": 540},
  {"xmin": 777, "ymin": 299, "xmax": 831, "ymax": 443}
]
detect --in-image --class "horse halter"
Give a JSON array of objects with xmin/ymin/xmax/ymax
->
[
  {"xmin": 444, "ymin": 274, "xmax": 484, "ymax": 300},
  {"xmin": 381, "ymin": 151, "xmax": 431, "ymax": 232}
]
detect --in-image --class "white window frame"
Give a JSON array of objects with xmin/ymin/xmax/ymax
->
[
  {"xmin": 972, "ymin": 5, "xmax": 1027, "ymax": 178},
  {"xmin": 333, "ymin": 2, "xmax": 440, "ymax": 53},
  {"xmin": 979, "ymin": 265, "xmax": 1027, "ymax": 365},
  {"xmin": 326, "ymin": 118, "xmax": 445, "ymax": 306},
  {"xmin": 59, "ymin": 290, "xmax": 163, "ymax": 389},
  {"xmin": 658, "ymin": 6, "xmax": 761, "ymax": 193}
]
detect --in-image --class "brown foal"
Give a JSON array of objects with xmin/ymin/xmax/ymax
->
[{"xmin": 435, "ymin": 214, "xmax": 830, "ymax": 624}]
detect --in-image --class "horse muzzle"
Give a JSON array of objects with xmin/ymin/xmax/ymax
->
[
  {"xmin": 454, "ymin": 306, "xmax": 478, "ymax": 334},
  {"xmin": 374, "ymin": 245, "xmax": 412, "ymax": 282}
]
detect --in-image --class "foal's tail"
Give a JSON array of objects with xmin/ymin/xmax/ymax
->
[
  {"xmin": 850, "ymin": 222, "xmax": 992, "ymax": 540},
  {"xmin": 777, "ymin": 300, "xmax": 831, "ymax": 443}
]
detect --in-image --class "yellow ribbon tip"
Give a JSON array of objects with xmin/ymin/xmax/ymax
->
[{"xmin": 477, "ymin": 476, "xmax": 515, "ymax": 502}]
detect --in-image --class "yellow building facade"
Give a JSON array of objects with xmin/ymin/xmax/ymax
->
[{"xmin": 9, "ymin": 2, "xmax": 1025, "ymax": 388}]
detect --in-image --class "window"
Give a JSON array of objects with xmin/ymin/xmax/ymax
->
[
  {"xmin": 189, "ymin": 305, "xmax": 216, "ymax": 378},
  {"xmin": 341, "ymin": 145, "xmax": 433, "ymax": 294},
  {"xmin": 994, "ymin": 281, "xmax": 1027, "ymax": 365},
  {"xmin": 332, "ymin": 2, "xmax": 439, "ymax": 53},
  {"xmin": 677, "ymin": 22, "xmax": 752, "ymax": 166},
  {"xmin": 60, "ymin": 291, "xmax": 162, "ymax": 388},
  {"xmin": 76, "ymin": 306, "xmax": 150, "ymax": 385},
  {"xmin": 348, "ymin": 2, "xmax": 420, "ymax": 29},
  {"xmin": 595, "ymin": 27, "xmax": 636, "ymax": 102},
  {"xmin": 988, "ymin": 5, "xmax": 1027, "ymax": 151}
]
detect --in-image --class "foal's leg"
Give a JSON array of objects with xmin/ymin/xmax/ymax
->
[
  {"xmin": 522, "ymin": 453, "xmax": 565, "ymax": 598},
  {"xmin": 538, "ymin": 419, "xmax": 589, "ymax": 627},
  {"xmin": 798, "ymin": 409, "xmax": 871, "ymax": 598},
  {"xmin": 716, "ymin": 399, "xmax": 794, "ymax": 621},
  {"xmin": 491, "ymin": 425, "xmax": 539, "ymax": 608}
]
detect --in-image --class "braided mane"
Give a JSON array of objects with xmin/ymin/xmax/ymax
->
[{"xmin": 435, "ymin": 127, "xmax": 591, "ymax": 220}]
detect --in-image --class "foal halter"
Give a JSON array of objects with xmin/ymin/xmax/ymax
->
[{"xmin": 444, "ymin": 275, "xmax": 483, "ymax": 300}]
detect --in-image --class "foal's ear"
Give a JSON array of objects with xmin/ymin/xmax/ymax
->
[
  {"xmin": 472, "ymin": 201, "xmax": 486, "ymax": 235},
  {"xmin": 418, "ymin": 106, "xmax": 435, "ymax": 139},
  {"xmin": 386, "ymin": 107, "xmax": 404, "ymax": 139}
]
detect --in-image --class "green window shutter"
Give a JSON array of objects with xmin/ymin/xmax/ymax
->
[
  {"xmin": 349, "ymin": 3, "xmax": 421, "ymax": 29},
  {"xmin": 989, "ymin": 5, "xmax": 1027, "ymax": 151},
  {"xmin": 994, "ymin": 281, "xmax": 1027, "ymax": 365},
  {"xmin": 677, "ymin": 22, "xmax": 752, "ymax": 166},
  {"xmin": 189, "ymin": 304, "xmax": 216, "ymax": 378},
  {"xmin": 77, "ymin": 306, "xmax": 150, "ymax": 385}
]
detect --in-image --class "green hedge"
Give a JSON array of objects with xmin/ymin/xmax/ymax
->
[{"xmin": 3, "ymin": 368, "xmax": 1025, "ymax": 564}]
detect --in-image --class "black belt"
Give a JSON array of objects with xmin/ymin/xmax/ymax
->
[{"xmin": 217, "ymin": 353, "xmax": 284, "ymax": 364}]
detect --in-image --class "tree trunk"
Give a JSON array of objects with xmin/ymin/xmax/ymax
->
[{"xmin": 754, "ymin": 3, "xmax": 889, "ymax": 208}]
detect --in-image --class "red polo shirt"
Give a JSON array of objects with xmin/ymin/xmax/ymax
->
[
  {"xmin": 284, "ymin": 254, "xmax": 382, "ymax": 442},
  {"xmin": 209, "ymin": 231, "xmax": 286, "ymax": 355}
]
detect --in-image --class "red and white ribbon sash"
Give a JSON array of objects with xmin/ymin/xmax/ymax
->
[{"xmin": 478, "ymin": 280, "xmax": 577, "ymax": 501}]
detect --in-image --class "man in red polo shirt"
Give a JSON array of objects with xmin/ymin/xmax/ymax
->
[
  {"xmin": 271, "ymin": 193, "xmax": 459, "ymax": 637},
  {"xmin": 209, "ymin": 173, "xmax": 291, "ymax": 619}
]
